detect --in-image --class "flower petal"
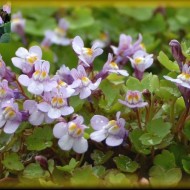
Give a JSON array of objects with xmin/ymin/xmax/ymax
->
[
  {"xmin": 29, "ymin": 46, "xmax": 42, "ymax": 59},
  {"xmin": 11, "ymin": 57, "xmax": 24, "ymax": 70},
  {"xmin": 90, "ymin": 115, "xmax": 109, "ymax": 130},
  {"xmin": 23, "ymin": 100, "xmax": 37, "ymax": 113},
  {"xmin": 15, "ymin": 47, "xmax": 29, "ymax": 58},
  {"xmin": 4, "ymin": 120, "xmax": 20, "ymax": 134},
  {"xmin": 58, "ymin": 134, "xmax": 74, "ymax": 151},
  {"xmin": 53, "ymin": 122, "xmax": 68, "ymax": 139},
  {"xmin": 28, "ymin": 81, "xmax": 44, "ymax": 95},
  {"xmin": 18, "ymin": 75, "xmax": 31, "ymax": 86},
  {"xmin": 79, "ymin": 87, "xmax": 91, "ymax": 99},
  {"xmin": 90, "ymin": 130, "xmax": 107, "ymax": 142},
  {"xmin": 37, "ymin": 102, "xmax": 51, "ymax": 112},
  {"xmin": 72, "ymin": 36, "xmax": 84, "ymax": 54},
  {"xmin": 29, "ymin": 111, "xmax": 44, "ymax": 126},
  {"xmin": 61, "ymin": 106, "xmax": 74, "ymax": 116},
  {"xmin": 48, "ymin": 107, "xmax": 61, "ymax": 119},
  {"xmin": 73, "ymin": 137, "xmax": 88, "ymax": 154},
  {"xmin": 106, "ymin": 135, "xmax": 123, "ymax": 146}
]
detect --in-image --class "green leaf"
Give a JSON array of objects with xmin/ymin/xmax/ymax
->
[
  {"xmin": 182, "ymin": 156, "xmax": 190, "ymax": 174},
  {"xmin": 153, "ymin": 150, "xmax": 176, "ymax": 170},
  {"xmin": 141, "ymin": 73, "xmax": 159, "ymax": 93},
  {"xmin": 26, "ymin": 126, "xmax": 53, "ymax": 151},
  {"xmin": 125, "ymin": 76, "xmax": 143, "ymax": 91},
  {"xmin": 69, "ymin": 96, "xmax": 85, "ymax": 112},
  {"xmin": 117, "ymin": 7, "xmax": 153, "ymax": 21},
  {"xmin": 157, "ymin": 51, "xmax": 179, "ymax": 72},
  {"xmin": 2, "ymin": 153, "xmax": 24, "ymax": 171},
  {"xmin": 149, "ymin": 165, "xmax": 182, "ymax": 187},
  {"xmin": 183, "ymin": 120, "xmax": 190, "ymax": 140},
  {"xmin": 56, "ymin": 158, "xmax": 79, "ymax": 173},
  {"xmin": 67, "ymin": 8, "xmax": 94, "ymax": 29},
  {"xmin": 23, "ymin": 163, "xmax": 45, "ymax": 179},
  {"xmin": 146, "ymin": 118, "xmax": 172, "ymax": 138},
  {"xmin": 3, "ymin": 22, "xmax": 11, "ymax": 33},
  {"xmin": 25, "ymin": 18, "xmax": 56, "ymax": 36},
  {"xmin": 0, "ymin": 33, "xmax": 10, "ymax": 43},
  {"xmin": 139, "ymin": 133, "xmax": 162, "ymax": 146},
  {"xmin": 99, "ymin": 79, "xmax": 121, "ymax": 106},
  {"xmin": 113, "ymin": 155, "xmax": 139, "ymax": 173},
  {"xmin": 92, "ymin": 166, "xmax": 106, "ymax": 177},
  {"xmin": 91, "ymin": 150, "xmax": 113, "ymax": 165},
  {"xmin": 70, "ymin": 166, "xmax": 100, "ymax": 187},
  {"xmin": 129, "ymin": 129, "xmax": 151, "ymax": 155}
]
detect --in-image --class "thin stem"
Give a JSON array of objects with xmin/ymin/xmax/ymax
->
[
  {"xmin": 15, "ymin": 78, "xmax": 29, "ymax": 99},
  {"xmin": 136, "ymin": 109, "xmax": 142, "ymax": 130},
  {"xmin": 170, "ymin": 99, "xmax": 177, "ymax": 130}
]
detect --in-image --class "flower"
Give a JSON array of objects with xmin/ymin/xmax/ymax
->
[
  {"xmin": 169, "ymin": 40, "xmax": 186, "ymax": 72},
  {"xmin": 164, "ymin": 64, "xmax": 190, "ymax": 89},
  {"xmin": 0, "ymin": 55, "xmax": 16, "ymax": 82},
  {"xmin": 11, "ymin": 11, "xmax": 25, "ymax": 33},
  {"xmin": 3, "ymin": 3, "xmax": 11, "ymax": 14},
  {"xmin": 164, "ymin": 64, "xmax": 190, "ymax": 108},
  {"xmin": 0, "ymin": 16, "xmax": 3, "ymax": 25},
  {"xmin": 70, "ymin": 65, "xmax": 101, "ymax": 99},
  {"xmin": 0, "ymin": 80, "xmax": 14, "ymax": 105},
  {"xmin": 41, "ymin": 18, "xmax": 70, "ymax": 47},
  {"xmin": 0, "ymin": 99, "xmax": 22, "ymax": 134},
  {"xmin": 24, "ymin": 100, "xmax": 53, "ymax": 126},
  {"xmin": 111, "ymin": 33, "xmax": 143, "ymax": 64},
  {"xmin": 12, "ymin": 46, "xmax": 42, "ymax": 74},
  {"xmin": 118, "ymin": 90, "xmax": 148, "ymax": 109},
  {"xmin": 96, "ymin": 53, "xmax": 129, "ymax": 79},
  {"xmin": 37, "ymin": 88, "xmax": 74, "ymax": 119},
  {"xmin": 90, "ymin": 112, "xmax": 127, "ymax": 146},
  {"xmin": 72, "ymin": 36, "xmax": 103, "ymax": 67},
  {"xmin": 91, "ymin": 32, "xmax": 110, "ymax": 49},
  {"xmin": 18, "ymin": 61, "xmax": 57, "ymax": 95},
  {"xmin": 53, "ymin": 115, "xmax": 88, "ymax": 154},
  {"xmin": 128, "ymin": 50, "xmax": 153, "ymax": 80},
  {"xmin": 56, "ymin": 64, "xmax": 74, "ymax": 85}
]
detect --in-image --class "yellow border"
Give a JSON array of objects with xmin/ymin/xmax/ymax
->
[{"xmin": 10, "ymin": 0, "xmax": 190, "ymax": 7}]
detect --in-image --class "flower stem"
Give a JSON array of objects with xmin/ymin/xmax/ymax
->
[
  {"xmin": 15, "ymin": 78, "xmax": 29, "ymax": 99},
  {"xmin": 136, "ymin": 109, "xmax": 142, "ymax": 130}
]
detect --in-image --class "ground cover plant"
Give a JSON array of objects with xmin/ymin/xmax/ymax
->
[{"xmin": 1, "ymin": 5, "xmax": 190, "ymax": 188}]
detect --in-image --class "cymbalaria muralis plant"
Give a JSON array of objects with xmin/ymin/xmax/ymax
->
[{"xmin": 1, "ymin": 5, "xmax": 190, "ymax": 188}]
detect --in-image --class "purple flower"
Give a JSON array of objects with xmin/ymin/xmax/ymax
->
[
  {"xmin": 164, "ymin": 64, "xmax": 190, "ymax": 108},
  {"xmin": 53, "ymin": 116, "xmax": 88, "ymax": 154},
  {"xmin": 96, "ymin": 53, "xmax": 129, "ymax": 79},
  {"xmin": 37, "ymin": 88, "xmax": 74, "ymax": 119},
  {"xmin": 164, "ymin": 64, "xmax": 190, "ymax": 89},
  {"xmin": 128, "ymin": 50, "xmax": 153, "ymax": 80},
  {"xmin": 3, "ymin": 3, "xmax": 11, "ymax": 14},
  {"xmin": 0, "ymin": 99, "xmax": 22, "ymax": 134},
  {"xmin": 111, "ymin": 34, "xmax": 143, "ymax": 64},
  {"xmin": 12, "ymin": 46, "xmax": 42, "ymax": 74},
  {"xmin": 70, "ymin": 65, "xmax": 101, "ymax": 99},
  {"xmin": 18, "ymin": 61, "xmax": 57, "ymax": 95},
  {"xmin": 53, "ymin": 75, "xmax": 75, "ymax": 98},
  {"xmin": 72, "ymin": 36, "xmax": 103, "ymax": 67},
  {"xmin": 0, "ymin": 80, "xmax": 14, "ymax": 105},
  {"xmin": 11, "ymin": 12, "xmax": 25, "ymax": 32},
  {"xmin": 24, "ymin": 100, "xmax": 53, "ymax": 126},
  {"xmin": 0, "ymin": 16, "xmax": 3, "ymax": 25},
  {"xmin": 90, "ymin": 112, "xmax": 127, "ymax": 146},
  {"xmin": 91, "ymin": 32, "xmax": 110, "ymax": 48},
  {"xmin": 41, "ymin": 19, "xmax": 70, "ymax": 47},
  {"xmin": 0, "ymin": 55, "xmax": 16, "ymax": 82},
  {"xmin": 119, "ymin": 90, "xmax": 148, "ymax": 109},
  {"xmin": 169, "ymin": 40, "xmax": 186, "ymax": 72},
  {"xmin": 56, "ymin": 65, "xmax": 74, "ymax": 85}
]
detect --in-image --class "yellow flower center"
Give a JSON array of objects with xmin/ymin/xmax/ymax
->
[
  {"xmin": 110, "ymin": 62, "xmax": 119, "ymax": 69},
  {"xmin": 0, "ymin": 88, "xmax": 6, "ymax": 97},
  {"xmin": 127, "ymin": 93, "xmax": 141, "ymax": 104},
  {"xmin": 134, "ymin": 57, "xmax": 143, "ymax": 64},
  {"xmin": 178, "ymin": 72, "xmax": 190, "ymax": 81},
  {"xmin": 68, "ymin": 122, "xmax": 83, "ymax": 137},
  {"xmin": 54, "ymin": 27, "xmax": 66, "ymax": 36},
  {"xmin": 3, "ymin": 106, "xmax": 16, "ymax": 120},
  {"xmin": 27, "ymin": 55, "xmax": 38, "ymax": 65},
  {"xmin": 82, "ymin": 48, "xmax": 93, "ymax": 56},
  {"xmin": 81, "ymin": 76, "xmax": 90, "ymax": 86}
]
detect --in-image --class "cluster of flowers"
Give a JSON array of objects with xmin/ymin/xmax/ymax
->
[
  {"xmin": 3, "ymin": 14, "xmax": 156, "ymax": 153},
  {"xmin": 0, "ymin": 3, "xmax": 11, "ymax": 25}
]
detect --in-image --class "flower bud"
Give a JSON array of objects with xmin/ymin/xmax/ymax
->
[
  {"xmin": 35, "ymin": 155, "xmax": 48, "ymax": 171},
  {"xmin": 169, "ymin": 40, "xmax": 186, "ymax": 71}
]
